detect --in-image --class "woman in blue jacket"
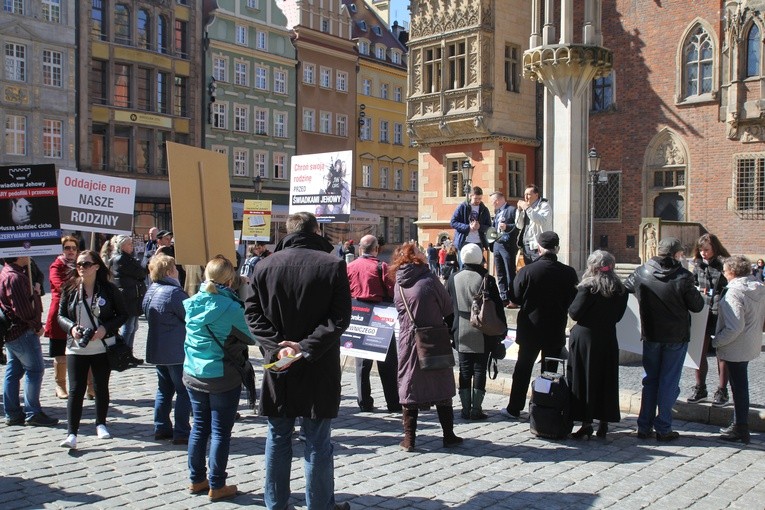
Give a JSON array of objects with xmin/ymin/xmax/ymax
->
[
  {"xmin": 143, "ymin": 253, "xmax": 190, "ymax": 444},
  {"xmin": 183, "ymin": 255, "xmax": 256, "ymax": 501}
]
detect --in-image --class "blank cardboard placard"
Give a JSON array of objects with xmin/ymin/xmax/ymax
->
[{"xmin": 166, "ymin": 142, "xmax": 235, "ymax": 265}]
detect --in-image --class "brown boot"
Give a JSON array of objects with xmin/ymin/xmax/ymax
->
[
  {"xmin": 188, "ymin": 480, "xmax": 209, "ymax": 494},
  {"xmin": 437, "ymin": 405, "xmax": 463, "ymax": 447},
  {"xmin": 54, "ymin": 356, "xmax": 68, "ymax": 399},
  {"xmin": 208, "ymin": 484, "xmax": 237, "ymax": 501},
  {"xmin": 400, "ymin": 408, "xmax": 418, "ymax": 452},
  {"xmin": 86, "ymin": 368, "xmax": 95, "ymax": 400}
]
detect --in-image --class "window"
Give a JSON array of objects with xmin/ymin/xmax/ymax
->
[
  {"xmin": 138, "ymin": 9, "xmax": 151, "ymax": 49},
  {"xmin": 114, "ymin": 4, "xmax": 131, "ymax": 45},
  {"xmin": 684, "ymin": 26, "xmax": 713, "ymax": 98},
  {"xmin": 336, "ymin": 114, "xmax": 347, "ymax": 137},
  {"xmin": 505, "ymin": 43, "xmax": 520, "ymax": 92},
  {"xmin": 235, "ymin": 26, "xmax": 248, "ymax": 46},
  {"xmin": 5, "ymin": 43, "xmax": 25, "ymax": 82},
  {"xmin": 273, "ymin": 111, "xmax": 286, "ymax": 137},
  {"xmin": 211, "ymin": 145, "xmax": 228, "ymax": 156},
  {"xmin": 114, "ymin": 63, "xmax": 131, "ymax": 107},
  {"xmin": 254, "ymin": 108, "xmax": 268, "ymax": 135},
  {"xmin": 255, "ymin": 66, "xmax": 268, "ymax": 90},
  {"xmin": 653, "ymin": 167, "xmax": 685, "ymax": 188},
  {"xmin": 447, "ymin": 41, "xmax": 466, "ymax": 89},
  {"xmin": 507, "ymin": 156, "xmax": 525, "ymax": 198},
  {"xmin": 42, "ymin": 119, "xmax": 62, "ymax": 158},
  {"xmin": 234, "ymin": 61, "xmax": 248, "ymax": 86},
  {"xmin": 234, "ymin": 105, "xmax": 249, "ymax": 132},
  {"xmin": 5, "ymin": 115, "xmax": 25, "ymax": 155},
  {"xmin": 336, "ymin": 71, "xmax": 347, "ymax": 92},
  {"xmin": 394, "ymin": 168, "xmax": 403, "ymax": 190},
  {"xmin": 359, "ymin": 41, "xmax": 369, "ymax": 55},
  {"xmin": 174, "ymin": 76, "xmax": 187, "ymax": 116},
  {"xmin": 592, "ymin": 72, "xmax": 614, "ymax": 112},
  {"xmin": 212, "ymin": 102, "xmax": 227, "ymax": 129},
  {"xmin": 593, "ymin": 172, "xmax": 621, "ymax": 220},
  {"xmin": 372, "ymin": 26, "xmax": 382, "ymax": 36},
  {"xmin": 376, "ymin": 46, "xmax": 386, "ymax": 60},
  {"xmin": 247, "ymin": 0, "xmax": 259, "ymax": 8},
  {"xmin": 114, "ymin": 126, "xmax": 131, "ymax": 172},
  {"xmin": 254, "ymin": 151, "xmax": 266, "ymax": 177},
  {"xmin": 393, "ymin": 123, "xmax": 402, "ymax": 144},
  {"xmin": 379, "ymin": 120, "xmax": 389, "ymax": 143},
  {"xmin": 90, "ymin": 60, "xmax": 107, "ymax": 104},
  {"xmin": 424, "ymin": 46, "xmax": 442, "ymax": 93},
  {"xmin": 360, "ymin": 117, "xmax": 371, "ymax": 140},
  {"xmin": 446, "ymin": 159, "xmax": 464, "ymax": 197},
  {"xmin": 302, "ymin": 108, "xmax": 315, "ymax": 131},
  {"xmin": 213, "ymin": 57, "xmax": 227, "ymax": 81},
  {"xmin": 42, "ymin": 50, "xmax": 62, "ymax": 87},
  {"xmin": 137, "ymin": 67, "xmax": 151, "ymax": 110},
  {"xmin": 256, "ymin": 31, "xmax": 267, "ymax": 51},
  {"xmin": 357, "ymin": 21, "xmax": 367, "ymax": 31},
  {"xmin": 362, "ymin": 78, "xmax": 371, "ymax": 95},
  {"xmin": 157, "ymin": 72, "xmax": 169, "ymax": 113},
  {"xmin": 92, "ymin": 0, "xmax": 104, "ymax": 40},
  {"xmin": 735, "ymin": 154, "xmax": 765, "ymax": 218},
  {"xmin": 91, "ymin": 123, "xmax": 106, "ymax": 170},
  {"xmin": 393, "ymin": 218, "xmax": 403, "ymax": 243},
  {"xmin": 274, "ymin": 153, "xmax": 286, "ymax": 179},
  {"xmin": 380, "ymin": 167, "xmax": 389, "ymax": 189},
  {"xmin": 320, "ymin": 111, "xmax": 331, "ymax": 134},
  {"xmin": 410, "ymin": 168, "xmax": 417, "ymax": 191},
  {"xmin": 175, "ymin": 20, "xmax": 188, "ymax": 58},
  {"xmin": 321, "ymin": 18, "xmax": 329, "ymax": 33},
  {"xmin": 362, "ymin": 164, "xmax": 371, "ymax": 187},
  {"xmin": 234, "ymin": 149, "xmax": 248, "ymax": 177},
  {"xmin": 157, "ymin": 15, "xmax": 169, "ymax": 53},
  {"xmin": 320, "ymin": 67, "xmax": 331, "ymax": 88},
  {"xmin": 42, "ymin": 0, "xmax": 60, "ymax": 23},
  {"xmin": 394, "ymin": 86, "xmax": 402, "ymax": 102},
  {"xmin": 391, "ymin": 51, "xmax": 401, "ymax": 64},
  {"xmin": 274, "ymin": 69, "xmax": 286, "ymax": 94},
  {"xmin": 3, "ymin": 0, "xmax": 23, "ymax": 14},
  {"xmin": 380, "ymin": 83, "xmax": 388, "ymax": 99},
  {"xmin": 747, "ymin": 24, "xmax": 760, "ymax": 78},
  {"xmin": 303, "ymin": 63, "xmax": 315, "ymax": 84}
]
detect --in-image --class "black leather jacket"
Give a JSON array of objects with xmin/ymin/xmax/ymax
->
[
  {"xmin": 58, "ymin": 281, "xmax": 129, "ymax": 344},
  {"xmin": 625, "ymin": 257, "xmax": 705, "ymax": 343}
]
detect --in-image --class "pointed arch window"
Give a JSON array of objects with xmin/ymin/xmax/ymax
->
[
  {"xmin": 747, "ymin": 24, "xmax": 761, "ymax": 78},
  {"xmin": 684, "ymin": 26, "xmax": 713, "ymax": 98},
  {"xmin": 137, "ymin": 9, "xmax": 151, "ymax": 49}
]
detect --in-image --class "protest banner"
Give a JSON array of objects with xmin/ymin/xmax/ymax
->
[
  {"xmin": 57, "ymin": 169, "xmax": 136, "ymax": 235},
  {"xmin": 289, "ymin": 150, "xmax": 352, "ymax": 223},
  {"xmin": 0, "ymin": 164, "xmax": 61, "ymax": 257},
  {"xmin": 242, "ymin": 199, "xmax": 271, "ymax": 242},
  {"xmin": 340, "ymin": 299, "xmax": 397, "ymax": 361}
]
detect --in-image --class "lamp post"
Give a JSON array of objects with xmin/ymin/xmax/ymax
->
[
  {"xmin": 461, "ymin": 160, "xmax": 474, "ymax": 203},
  {"xmin": 587, "ymin": 147, "xmax": 602, "ymax": 255},
  {"xmin": 252, "ymin": 175, "xmax": 263, "ymax": 199}
]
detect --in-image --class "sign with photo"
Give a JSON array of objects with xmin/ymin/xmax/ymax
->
[
  {"xmin": 289, "ymin": 150, "xmax": 352, "ymax": 223},
  {"xmin": 57, "ymin": 169, "xmax": 136, "ymax": 235},
  {"xmin": 0, "ymin": 164, "xmax": 61, "ymax": 257},
  {"xmin": 340, "ymin": 299, "xmax": 397, "ymax": 361}
]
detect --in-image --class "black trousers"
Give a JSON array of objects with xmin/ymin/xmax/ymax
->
[
  {"xmin": 458, "ymin": 351, "xmax": 490, "ymax": 391},
  {"xmin": 67, "ymin": 353, "xmax": 111, "ymax": 434},
  {"xmin": 493, "ymin": 241, "xmax": 518, "ymax": 302},
  {"xmin": 507, "ymin": 341, "xmax": 561, "ymax": 414},
  {"xmin": 355, "ymin": 336, "xmax": 400, "ymax": 411}
]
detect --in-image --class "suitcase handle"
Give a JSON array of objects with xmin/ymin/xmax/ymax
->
[{"xmin": 542, "ymin": 357, "xmax": 566, "ymax": 377}]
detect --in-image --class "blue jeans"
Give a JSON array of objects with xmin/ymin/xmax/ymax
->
[
  {"xmin": 187, "ymin": 386, "xmax": 240, "ymax": 489},
  {"xmin": 265, "ymin": 416, "xmax": 334, "ymax": 510},
  {"xmin": 120, "ymin": 315, "xmax": 139, "ymax": 350},
  {"xmin": 726, "ymin": 361, "xmax": 749, "ymax": 426},
  {"xmin": 637, "ymin": 341, "xmax": 688, "ymax": 434},
  {"xmin": 3, "ymin": 330, "xmax": 45, "ymax": 419},
  {"xmin": 155, "ymin": 364, "xmax": 191, "ymax": 439}
]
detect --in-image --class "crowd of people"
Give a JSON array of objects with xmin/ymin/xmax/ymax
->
[{"xmin": 1, "ymin": 203, "xmax": 764, "ymax": 508}]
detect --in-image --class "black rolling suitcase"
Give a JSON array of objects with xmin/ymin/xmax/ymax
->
[{"xmin": 529, "ymin": 357, "xmax": 573, "ymax": 439}]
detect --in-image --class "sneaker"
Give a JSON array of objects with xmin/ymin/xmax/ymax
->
[
  {"xmin": 5, "ymin": 414, "xmax": 25, "ymax": 426},
  {"xmin": 60, "ymin": 434, "xmax": 77, "ymax": 449},
  {"xmin": 687, "ymin": 385, "xmax": 708, "ymax": 403},
  {"xmin": 96, "ymin": 424, "xmax": 112, "ymax": 439},
  {"xmin": 712, "ymin": 387, "xmax": 729, "ymax": 407},
  {"xmin": 25, "ymin": 412, "xmax": 59, "ymax": 427}
]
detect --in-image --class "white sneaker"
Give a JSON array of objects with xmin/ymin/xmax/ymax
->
[
  {"xmin": 96, "ymin": 425, "xmax": 112, "ymax": 439},
  {"xmin": 60, "ymin": 434, "xmax": 77, "ymax": 449}
]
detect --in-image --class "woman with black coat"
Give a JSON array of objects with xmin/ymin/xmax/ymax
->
[{"xmin": 109, "ymin": 235, "xmax": 148, "ymax": 365}]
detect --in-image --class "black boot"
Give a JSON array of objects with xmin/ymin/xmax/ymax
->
[
  {"xmin": 436, "ymin": 405, "xmax": 463, "ymax": 448},
  {"xmin": 400, "ymin": 408, "xmax": 418, "ymax": 452},
  {"xmin": 720, "ymin": 423, "xmax": 750, "ymax": 444}
]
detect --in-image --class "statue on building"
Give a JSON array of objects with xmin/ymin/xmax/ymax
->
[{"xmin": 643, "ymin": 223, "xmax": 657, "ymax": 262}]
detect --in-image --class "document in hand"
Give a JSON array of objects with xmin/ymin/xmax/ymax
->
[{"xmin": 264, "ymin": 353, "xmax": 303, "ymax": 372}]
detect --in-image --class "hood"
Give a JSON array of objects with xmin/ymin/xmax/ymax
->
[
  {"xmin": 183, "ymin": 284, "xmax": 240, "ymax": 326},
  {"xmin": 646, "ymin": 256, "xmax": 683, "ymax": 280},
  {"xmin": 274, "ymin": 231, "xmax": 334, "ymax": 253},
  {"xmin": 395, "ymin": 263, "xmax": 431, "ymax": 288},
  {"xmin": 728, "ymin": 276, "xmax": 765, "ymax": 304}
]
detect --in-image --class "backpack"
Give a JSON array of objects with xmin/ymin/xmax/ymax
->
[
  {"xmin": 239, "ymin": 256, "xmax": 259, "ymax": 279},
  {"xmin": 470, "ymin": 275, "xmax": 507, "ymax": 336}
]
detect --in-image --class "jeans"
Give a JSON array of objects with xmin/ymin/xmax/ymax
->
[
  {"xmin": 67, "ymin": 353, "xmax": 111, "ymax": 434},
  {"xmin": 726, "ymin": 360, "xmax": 749, "ymax": 426},
  {"xmin": 265, "ymin": 417, "xmax": 334, "ymax": 510},
  {"xmin": 3, "ymin": 330, "xmax": 45, "ymax": 419},
  {"xmin": 637, "ymin": 341, "xmax": 688, "ymax": 434},
  {"xmin": 428, "ymin": 260, "xmax": 440, "ymax": 276},
  {"xmin": 355, "ymin": 337, "xmax": 400, "ymax": 411},
  {"xmin": 155, "ymin": 364, "xmax": 191, "ymax": 439},
  {"xmin": 493, "ymin": 241, "xmax": 517, "ymax": 302},
  {"xmin": 120, "ymin": 315, "xmax": 139, "ymax": 350},
  {"xmin": 458, "ymin": 351, "xmax": 490, "ymax": 391},
  {"xmin": 187, "ymin": 386, "xmax": 240, "ymax": 490}
]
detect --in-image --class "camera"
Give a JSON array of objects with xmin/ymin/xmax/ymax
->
[{"xmin": 76, "ymin": 326, "xmax": 95, "ymax": 348}]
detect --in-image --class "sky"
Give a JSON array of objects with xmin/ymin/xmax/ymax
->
[{"xmin": 388, "ymin": 0, "xmax": 411, "ymax": 25}]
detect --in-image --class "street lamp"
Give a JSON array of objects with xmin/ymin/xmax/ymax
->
[
  {"xmin": 461, "ymin": 160, "xmax": 474, "ymax": 203},
  {"xmin": 587, "ymin": 147, "xmax": 605, "ymax": 254},
  {"xmin": 252, "ymin": 175, "xmax": 263, "ymax": 199}
]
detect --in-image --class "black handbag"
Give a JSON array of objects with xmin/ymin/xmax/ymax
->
[
  {"xmin": 400, "ymin": 286, "xmax": 454, "ymax": 370},
  {"xmin": 102, "ymin": 338, "xmax": 131, "ymax": 372}
]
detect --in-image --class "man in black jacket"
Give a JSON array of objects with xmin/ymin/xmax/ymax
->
[
  {"xmin": 502, "ymin": 231, "xmax": 578, "ymax": 419},
  {"xmin": 245, "ymin": 212, "xmax": 352, "ymax": 510},
  {"xmin": 625, "ymin": 237, "xmax": 704, "ymax": 441}
]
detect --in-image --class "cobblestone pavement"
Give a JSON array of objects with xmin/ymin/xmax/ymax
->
[{"xmin": 1, "ymin": 312, "xmax": 764, "ymax": 509}]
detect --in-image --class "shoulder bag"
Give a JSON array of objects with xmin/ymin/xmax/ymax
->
[
  {"xmin": 400, "ymin": 286, "xmax": 454, "ymax": 370},
  {"xmin": 470, "ymin": 275, "xmax": 507, "ymax": 336}
]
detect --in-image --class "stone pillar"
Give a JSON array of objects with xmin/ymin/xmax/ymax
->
[{"xmin": 523, "ymin": 1, "xmax": 613, "ymax": 269}]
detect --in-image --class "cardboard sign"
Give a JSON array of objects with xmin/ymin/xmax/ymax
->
[
  {"xmin": 340, "ymin": 299, "xmax": 397, "ymax": 361},
  {"xmin": 0, "ymin": 164, "xmax": 61, "ymax": 257},
  {"xmin": 242, "ymin": 199, "xmax": 271, "ymax": 242},
  {"xmin": 290, "ymin": 150, "xmax": 352, "ymax": 223},
  {"xmin": 166, "ymin": 142, "xmax": 236, "ymax": 265},
  {"xmin": 57, "ymin": 169, "xmax": 136, "ymax": 235}
]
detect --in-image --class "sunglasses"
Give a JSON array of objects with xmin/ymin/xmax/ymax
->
[
  {"xmin": 76, "ymin": 261, "xmax": 96, "ymax": 268},
  {"xmin": 63, "ymin": 246, "xmax": 77, "ymax": 251}
]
